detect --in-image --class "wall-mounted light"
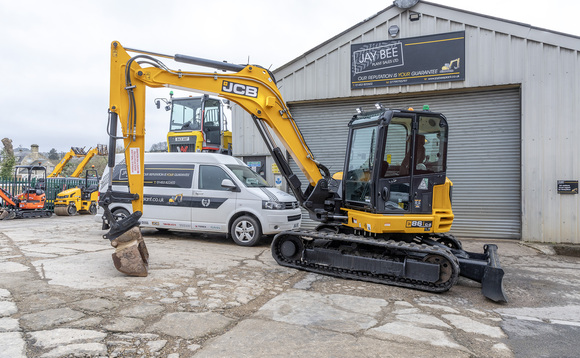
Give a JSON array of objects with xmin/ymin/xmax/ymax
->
[
  {"xmin": 409, "ymin": 12, "xmax": 421, "ymax": 21},
  {"xmin": 388, "ymin": 25, "xmax": 400, "ymax": 37}
]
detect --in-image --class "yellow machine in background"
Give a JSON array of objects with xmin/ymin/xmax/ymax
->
[
  {"xmin": 48, "ymin": 147, "xmax": 86, "ymax": 177},
  {"xmin": 70, "ymin": 145, "xmax": 107, "ymax": 177},
  {"xmin": 100, "ymin": 41, "xmax": 506, "ymax": 302},
  {"xmin": 48, "ymin": 145, "xmax": 107, "ymax": 178},
  {"xmin": 54, "ymin": 168, "xmax": 99, "ymax": 216},
  {"xmin": 155, "ymin": 92, "xmax": 232, "ymax": 154}
]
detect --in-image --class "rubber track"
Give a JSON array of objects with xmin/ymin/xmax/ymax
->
[
  {"xmin": 14, "ymin": 210, "xmax": 52, "ymax": 219},
  {"xmin": 272, "ymin": 229, "xmax": 460, "ymax": 293}
]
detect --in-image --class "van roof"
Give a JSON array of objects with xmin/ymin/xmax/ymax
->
[{"xmin": 115, "ymin": 152, "xmax": 246, "ymax": 166}]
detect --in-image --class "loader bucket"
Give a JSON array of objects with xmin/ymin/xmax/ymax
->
[
  {"xmin": 456, "ymin": 244, "xmax": 507, "ymax": 303},
  {"xmin": 110, "ymin": 226, "xmax": 149, "ymax": 277}
]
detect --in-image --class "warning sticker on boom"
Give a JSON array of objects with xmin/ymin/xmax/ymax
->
[{"xmin": 129, "ymin": 147, "xmax": 141, "ymax": 175}]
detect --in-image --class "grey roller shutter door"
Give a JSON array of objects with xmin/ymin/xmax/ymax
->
[{"xmin": 288, "ymin": 88, "xmax": 521, "ymax": 239}]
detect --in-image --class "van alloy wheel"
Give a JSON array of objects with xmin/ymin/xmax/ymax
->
[{"xmin": 231, "ymin": 215, "xmax": 262, "ymax": 247}]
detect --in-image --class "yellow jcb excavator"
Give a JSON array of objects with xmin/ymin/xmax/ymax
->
[{"xmin": 100, "ymin": 41, "xmax": 506, "ymax": 302}]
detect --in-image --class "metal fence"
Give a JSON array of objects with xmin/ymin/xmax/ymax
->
[{"xmin": 0, "ymin": 177, "xmax": 99, "ymax": 212}]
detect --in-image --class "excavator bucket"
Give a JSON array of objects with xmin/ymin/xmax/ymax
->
[
  {"xmin": 456, "ymin": 244, "xmax": 507, "ymax": 303},
  {"xmin": 100, "ymin": 201, "xmax": 149, "ymax": 277},
  {"xmin": 0, "ymin": 209, "xmax": 9, "ymax": 220},
  {"xmin": 110, "ymin": 226, "xmax": 149, "ymax": 277}
]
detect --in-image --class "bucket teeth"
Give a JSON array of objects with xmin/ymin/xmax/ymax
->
[{"xmin": 111, "ymin": 227, "xmax": 149, "ymax": 277}]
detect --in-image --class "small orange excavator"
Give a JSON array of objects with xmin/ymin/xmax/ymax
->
[{"xmin": 0, "ymin": 165, "xmax": 52, "ymax": 220}]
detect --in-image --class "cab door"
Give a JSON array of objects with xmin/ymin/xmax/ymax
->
[
  {"xmin": 376, "ymin": 115, "xmax": 414, "ymax": 213},
  {"xmin": 376, "ymin": 114, "xmax": 448, "ymax": 215},
  {"xmin": 191, "ymin": 164, "xmax": 238, "ymax": 232}
]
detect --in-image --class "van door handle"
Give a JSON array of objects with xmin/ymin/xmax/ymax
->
[{"xmin": 194, "ymin": 192, "xmax": 204, "ymax": 196}]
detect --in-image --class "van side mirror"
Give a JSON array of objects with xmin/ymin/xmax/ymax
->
[{"xmin": 221, "ymin": 179, "xmax": 240, "ymax": 192}]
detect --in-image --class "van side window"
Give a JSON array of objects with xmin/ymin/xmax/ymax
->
[
  {"xmin": 113, "ymin": 163, "xmax": 195, "ymax": 189},
  {"xmin": 199, "ymin": 165, "xmax": 233, "ymax": 191}
]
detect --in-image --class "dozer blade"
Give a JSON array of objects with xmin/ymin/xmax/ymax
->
[
  {"xmin": 456, "ymin": 244, "xmax": 507, "ymax": 303},
  {"xmin": 110, "ymin": 226, "xmax": 149, "ymax": 277}
]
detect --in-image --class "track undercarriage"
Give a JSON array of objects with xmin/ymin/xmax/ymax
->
[
  {"xmin": 0, "ymin": 208, "xmax": 52, "ymax": 220},
  {"xmin": 271, "ymin": 229, "xmax": 507, "ymax": 302}
]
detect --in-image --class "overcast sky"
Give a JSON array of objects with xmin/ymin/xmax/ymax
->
[{"xmin": 1, "ymin": 0, "xmax": 578, "ymax": 153}]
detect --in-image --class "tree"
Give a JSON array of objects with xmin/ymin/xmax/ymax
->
[
  {"xmin": 1, "ymin": 138, "xmax": 16, "ymax": 180},
  {"xmin": 149, "ymin": 141, "xmax": 168, "ymax": 152},
  {"xmin": 48, "ymin": 148, "xmax": 59, "ymax": 160}
]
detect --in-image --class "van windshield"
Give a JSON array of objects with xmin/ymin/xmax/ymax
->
[{"xmin": 226, "ymin": 165, "xmax": 269, "ymax": 187}]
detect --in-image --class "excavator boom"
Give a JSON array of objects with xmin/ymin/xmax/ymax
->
[{"xmin": 103, "ymin": 41, "xmax": 327, "ymax": 277}]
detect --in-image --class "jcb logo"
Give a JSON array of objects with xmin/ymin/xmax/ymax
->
[{"xmin": 222, "ymin": 81, "xmax": 258, "ymax": 98}]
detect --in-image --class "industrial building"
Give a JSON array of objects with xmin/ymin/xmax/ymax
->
[{"xmin": 232, "ymin": 1, "xmax": 580, "ymax": 244}]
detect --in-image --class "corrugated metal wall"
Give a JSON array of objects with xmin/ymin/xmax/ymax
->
[
  {"xmin": 233, "ymin": 2, "xmax": 580, "ymax": 242},
  {"xmin": 288, "ymin": 88, "xmax": 521, "ymax": 238}
]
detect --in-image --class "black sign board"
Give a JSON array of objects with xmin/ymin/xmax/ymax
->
[
  {"xmin": 351, "ymin": 31, "xmax": 465, "ymax": 89},
  {"xmin": 557, "ymin": 180, "xmax": 578, "ymax": 194}
]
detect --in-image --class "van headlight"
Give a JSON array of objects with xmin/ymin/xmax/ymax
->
[{"xmin": 262, "ymin": 200, "xmax": 285, "ymax": 210}]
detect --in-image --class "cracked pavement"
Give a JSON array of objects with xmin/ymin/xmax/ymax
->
[{"xmin": 1, "ymin": 215, "xmax": 579, "ymax": 357}]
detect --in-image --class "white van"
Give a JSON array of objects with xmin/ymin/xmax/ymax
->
[{"xmin": 98, "ymin": 153, "xmax": 301, "ymax": 246}]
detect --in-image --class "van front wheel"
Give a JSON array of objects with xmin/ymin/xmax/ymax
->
[{"xmin": 231, "ymin": 215, "xmax": 262, "ymax": 247}]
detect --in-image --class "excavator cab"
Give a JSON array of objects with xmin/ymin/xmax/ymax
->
[
  {"xmin": 161, "ymin": 93, "xmax": 232, "ymax": 154},
  {"xmin": 344, "ymin": 107, "xmax": 448, "ymax": 218}
]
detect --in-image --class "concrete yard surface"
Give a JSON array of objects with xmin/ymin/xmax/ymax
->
[{"xmin": 1, "ymin": 215, "xmax": 579, "ymax": 357}]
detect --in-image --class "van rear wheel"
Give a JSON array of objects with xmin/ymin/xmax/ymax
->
[{"xmin": 231, "ymin": 215, "xmax": 261, "ymax": 247}]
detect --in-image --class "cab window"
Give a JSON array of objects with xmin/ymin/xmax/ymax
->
[
  {"xmin": 170, "ymin": 98, "xmax": 202, "ymax": 131},
  {"xmin": 415, "ymin": 116, "xmax": 447, "ymax": 174},
  {"xmin": 344, "ymin": 126, "xmax": 377, "ymax": 204}
]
